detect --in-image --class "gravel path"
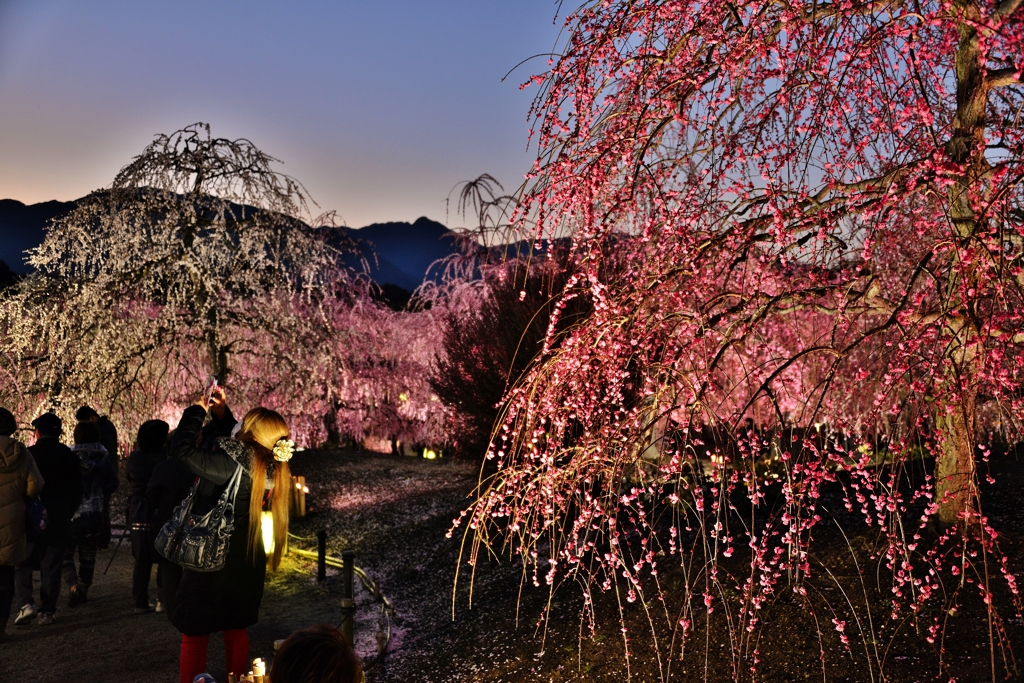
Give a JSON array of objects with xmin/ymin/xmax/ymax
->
[{"xmin": 0, "ymin": 450, "xmax": 477, "ymax": 683}]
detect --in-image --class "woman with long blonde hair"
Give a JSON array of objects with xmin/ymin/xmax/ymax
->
[{"xmin": 169, "ymin": 387, "xmax": 292, "ymax": 683}]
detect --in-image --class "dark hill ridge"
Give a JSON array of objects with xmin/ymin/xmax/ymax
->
[
  {"xmin": 0, "ymin": 198, "xmax": 460, "ymax": 291},
  {"xmin": 349, "ymin": 217, "xmax": 460, "ymax": 291},
  {"xmin": 0, "ymin": 198, "xmax": 77, "ymax": 273}
]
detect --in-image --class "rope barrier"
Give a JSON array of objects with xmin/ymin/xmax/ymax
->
[{"xmin": 287, "ymin": 544, "xmax": 395, "ymax": 663}]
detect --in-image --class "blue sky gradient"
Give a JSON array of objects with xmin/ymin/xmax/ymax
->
[{"xmin": 0, "ymin": 0, "xmax": 567, "ymax": 227}]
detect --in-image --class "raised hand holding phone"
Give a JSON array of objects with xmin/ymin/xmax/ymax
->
[
  {"xmin": 203, "ymin": 375, "xmax": 218, "ymax": 407},
  {"xmin": 195, "ymin": 375, "xmax": 227, "ymax": 416},
  {"xmin": 208, "ymin": 384, "xmax": 227, "ymax": 417}
]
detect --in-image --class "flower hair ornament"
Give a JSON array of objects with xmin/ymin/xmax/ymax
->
[{"xmin": 272, "ymin": 438, "xmax": 295, "ymax": 462}]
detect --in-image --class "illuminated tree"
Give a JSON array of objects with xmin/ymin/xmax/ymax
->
[
  {"xmin": 0, "ymin": 123, "xmax": 361, "ymax": 427},
  {"xmin": 304, "ymin": 298, "xmax": 450, "ymax": 451},
  {"xmin": 460, "ymin": 1, "xmax": 1023, "ymax": 679}
]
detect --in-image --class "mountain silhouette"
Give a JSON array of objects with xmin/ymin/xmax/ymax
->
[
  {"xmin": 0, "ymin": 199, "xmax": 78, "ymax": 273},
  {"xmin": 0, "ymin": 198, "xmax": 460, "ymax": 292},
  {"xmin": 348, "ymin": 217, "xmax": 461, "ymax": 291}
]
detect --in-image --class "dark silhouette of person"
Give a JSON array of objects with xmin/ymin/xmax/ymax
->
[
  {"xmin": 127, "ymin": 419, "xmax": 169, "ymax": 613},
  {"xmin": 13, "ymin": 412, "xmax": 82, "ymax": 626},
  {"xmin": 270, "ymin": 624, "xmax": 363, "ymax": 683},
  {"xmin": 75, "ymin": 406, "xmax": 119, "ymax": 549}
]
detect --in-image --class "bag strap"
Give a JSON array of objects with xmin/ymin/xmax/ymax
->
[
  {"xmin": 175, "ymin": 478, "xmax": 201, "ymax": 518},
  {"xmin": 216, "ymin": 464, "xmax": 245, "ymax": 516}
]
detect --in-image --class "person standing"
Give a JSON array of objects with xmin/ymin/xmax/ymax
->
[
  {"xmin": 170, "ymin": 388, "xmax": 292, "ymax": 683},
  {"xmin": 75, "ymin": 406, "xmax": 119, "ymax": 467},
  {"xmin": 126, "ymin": 419, "xmax": 168, "ymax": 613},
  {"xmin": 13, "ymin": 413, "xmax": 82, "ymax": 626},
  {"xmin": 0, "ymin": 408, "xmax": 44, "ymax": 642},
  {"xmin": 146, "ymin": 441, "xmax": 193, "ymax": 619},
  {"xmin": 62, "ymin": 421, "xmax": 117, "ymax": 605},
  {"xmin": 75, "ymin": 406, "xmax": 119, "ymax": 549}
]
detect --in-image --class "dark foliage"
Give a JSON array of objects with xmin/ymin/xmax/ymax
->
[
  {"xmin": 430, "ymin": 255, "xmax": 590, "ymax": 459},
  {"xmin": 373, "ymin": 283, "xmax": 414, "ymax": 312}
]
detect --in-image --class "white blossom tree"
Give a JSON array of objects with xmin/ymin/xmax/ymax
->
[{"xmin": 0, "ymin": 123, "xmax": 366, "ymax": 430}]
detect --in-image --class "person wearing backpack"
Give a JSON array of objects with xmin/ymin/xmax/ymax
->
[
  {"xmin": 75, "ymin": 406, "xmax": 119, "ymax": 550},
  {"xmin": 12, "ymin": 412, "xmax": 82, "ymax": 627},
  {"xmin": 169, "ymin": 387, "xmax": 292, "ymax": 683},
  {"xmin": 0, "ymin": 407, "xmax": 44, "ymax": 642},
  {"xmin": 126, "ymin": 419, "xmax": 169, "ymax": 614}
]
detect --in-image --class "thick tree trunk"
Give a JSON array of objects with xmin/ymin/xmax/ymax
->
[
  {"xmin": 935, "ymin": 387, "xmax": 978, "ymax": 525},
  {"xmin": 204, "ymin": 306, "xmax": 229, "ymax": 384},
  {"xmin": 205, "ymin": 327, "xmax": 229, "ymax": 384},
  {"xmin": 934, "ymin": 2, "xmax": 987, "ymax": 525},
  {"xmin": 323, "ymin": 398, "xmax": 342, "ymax": 446}
]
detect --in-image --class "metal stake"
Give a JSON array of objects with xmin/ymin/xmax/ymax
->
[
  {"xmin": 341, "ymin": 549, "xmax": 355, "ymax": 646},
  {"xmin": 316, "ymin": 529, "xmax": 326, "ymax": 583}
]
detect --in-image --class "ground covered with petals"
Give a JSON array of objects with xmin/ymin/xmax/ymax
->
[{"xmin": 2, "ymin": 449, "xmax": 1021, "ymax": 682}]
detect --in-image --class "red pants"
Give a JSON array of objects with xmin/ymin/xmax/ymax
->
[{"xmin": 180, "ymin": 629, "xmax": 249, "ymax": 683}]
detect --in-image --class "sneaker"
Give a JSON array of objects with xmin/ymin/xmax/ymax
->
[
  {"xmin": 154, "ymin": 600, "xmax": 166, "ymax": 613},
  {"xmin": 13, "ymin": 604, "xmax": 37, "ymax": 626},
  {"xmin": 68, "ymin": 586, "xmax": 87, "ymax": 608},
  {"xmin": 37, "ymin": 612, "xmax": 54, "ymax": 625},
  {"xmin": 133, "ymin": 604, "xmax": 155, "ymax": 614}
]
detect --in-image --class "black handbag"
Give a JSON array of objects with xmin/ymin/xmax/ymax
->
[{"xmin": 154, "ymin": 464, "xmax": 243, "ymax": 572}]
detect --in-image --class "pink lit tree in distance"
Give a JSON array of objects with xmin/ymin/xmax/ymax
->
[
  {"xmin": 459, "ymin": 1, "xmax": 1023, "ymax": 680},
  {"xmin": 0, "ymin": 124, "xmax": 449, "ymax": 448}
]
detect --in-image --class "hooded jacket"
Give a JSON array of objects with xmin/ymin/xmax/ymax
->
[
  {"xmin": 70, "ymin": 442, "xmax": 118, "ymax": 521},
  {"xmin": 0, "ymin": 434, "xmax": 44, "ymax": 565}
]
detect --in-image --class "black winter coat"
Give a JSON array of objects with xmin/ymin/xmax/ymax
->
[
  {"xmin": 200, "ymin": 406, "xmax": 236, "ymax": 447},
  {"xmin": 169, "ymin": 404, "xmax": 267, "ymax": 636},
  {"xmin": 70, "ymin": 443, "xmax": 118, "ymax": 526},
  {"xmin": 98, "ymin": 416, "xmax": 119, "ymax": 475},
  {"xmin": 127, "ymin": 447, "xmax": 166, "ymax": 499},
  {"xmin": 127, "ymin": 446, "xmax": 167, "ymax": 535},
  {"xmin": 28, "ymin": 437, "xmax": 83, "ymax": 543},
  {"xmin": 146, "ymin": 457, "xmax": 194, "ymax": 529}
]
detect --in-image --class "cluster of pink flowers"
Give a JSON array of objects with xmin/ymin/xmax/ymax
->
[{"xmin": 457, "ymin": 0, "xmax": 1023, "ymax": 678}]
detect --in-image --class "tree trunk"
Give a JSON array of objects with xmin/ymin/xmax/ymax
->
[
  {"xmin": 934, "ymin": 2, "xmax": 987, "ymax": 525},
  {"xmin": 205, "ymin": 319, "xmax": 229, "ymax": 385},
  {"xmin": 935, "ymin": 387, "xmax": 977, "ymax": 525},
  {"xmin": 323, "ymin": 399, "xmax": 342, "ymax": 446}
]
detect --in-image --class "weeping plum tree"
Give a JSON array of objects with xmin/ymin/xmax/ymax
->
[
  {"xmin": 311, "ymin": 297, "xmax": 450, "ymax": 451},
  {"xmin": 0, "ymin": 123, "xmax": 362, "ymax": 423},
  {"xmin": 428, "ymin": 174, "xmax": 593, "ymax": 458},
  {"xmin": 459, "ymin": 1, "xmax": 1023, "ymax": 680}
]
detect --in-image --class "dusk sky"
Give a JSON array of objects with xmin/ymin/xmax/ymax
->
[{"xmin": 0, "ymin": 1, "xmax": 567, "ymax": 228}]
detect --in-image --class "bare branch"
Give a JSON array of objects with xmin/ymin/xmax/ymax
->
[
  {"xmin": 988, "ymin": 67, "xmax": 1022, "ymax": 89},
  {"xmin": 994, "ymin": 0, "xmax": 1023, "ymax": 19}
]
